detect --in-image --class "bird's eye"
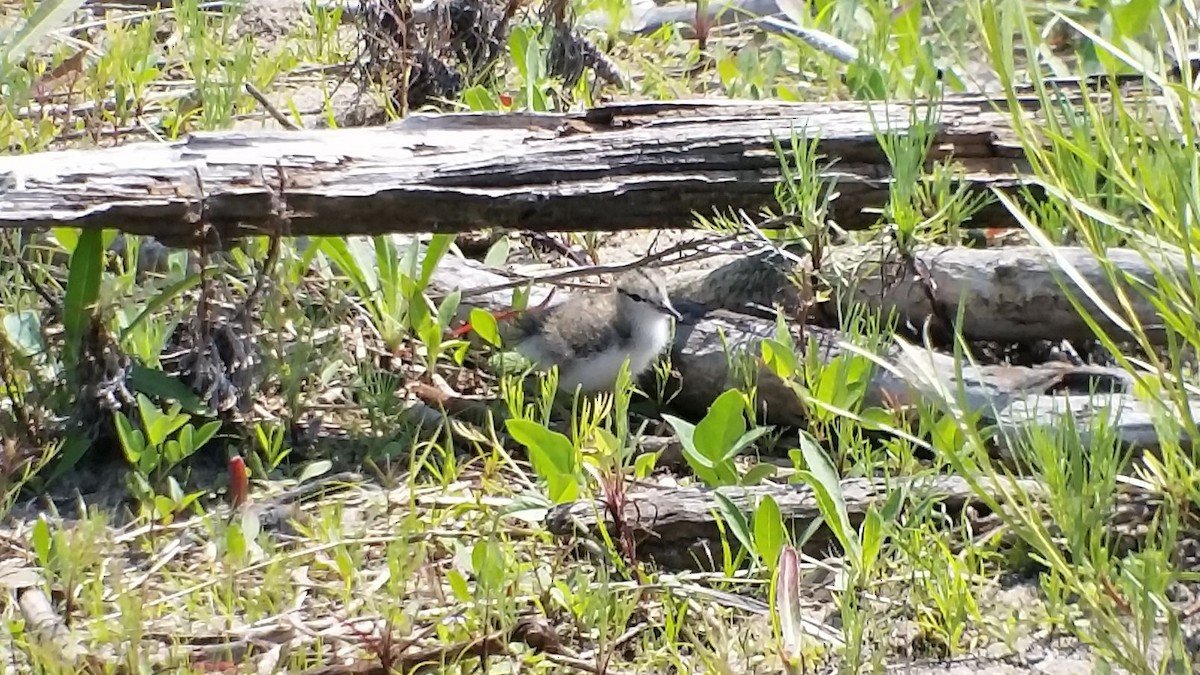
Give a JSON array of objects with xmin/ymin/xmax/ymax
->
[{"xmin": 626, "ymin": 292, "xmax": 644, "ymax": 303}]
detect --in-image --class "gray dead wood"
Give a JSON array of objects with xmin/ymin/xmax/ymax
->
[
  {"xmin": 438, "ymin": 253, "xmax": 1200, "ymax": 456},
  {"xmin": 543, "ymin": 475, "xmax": 1041, "ymax": 570},
  {"xmin": 544, "ymin": 472, "xmax": 1184, "ymax": 573},
  {"xmin": 670, "ymin": 243, "xmax": 1182, "ymax": 346},
  {"xmin": 17, "ymin": 587, "xmax": 86, "ymax": 665},
  {"xmin": 0, "ymin": 97, "xmax": 1026, "ymax": 244}
]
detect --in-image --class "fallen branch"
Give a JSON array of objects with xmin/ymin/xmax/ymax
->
[
  {"xmin": 544, "ymin": 475, "xmax": 1039, "ymax": 570},
  {"xmin": 16, "ymin": 586, "xmax": 89, "ymax": 669},
  {"xmin": 672, "ymin": 243, "xmax": 1183, "ymax": 346},
  {"xmin": 0, "ymin": 97, "xmax": 1026, "ymax": 244},
  {"xmin": 544, "ymin": 473, "xmax": 1188, "ymax": 572}
]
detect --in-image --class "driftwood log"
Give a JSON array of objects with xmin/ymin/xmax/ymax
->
[
  {"xmin": 672, "ymin": 243, "xmax": 1182, "ymax": 346},
  {"xmin": 543, "ymin": 475, "xmax": 1042, "ymax": 570},
  {"xmin": 438, "ymin": 251, "xmax": 1198, "ymax": 455},
  {"xmin": 0, "ymin": 98, "xmax": 1028, "ymax": 244},
  {"xmin": 541, "ymin": 473, "xmax": 1179, "ymax": 572}
]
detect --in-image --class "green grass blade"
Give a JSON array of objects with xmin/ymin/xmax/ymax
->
[
  {"xmin": 0, "ymin": 0, "xmax": 87, "ymax": 67},
  {"xmin": 118, "ymin": 272, "xmax": 203, "ymax": 342},
  {"xmin": 62, "ymin": 229, "xmax": 105, "ymax": 370}
]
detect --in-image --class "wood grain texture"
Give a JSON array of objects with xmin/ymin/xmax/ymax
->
[
  {"xmin": 543, "ymin": 475, "xmax": 1044, "ymax": 570},
  {"xmin": 0, "ymin": 97, "xmax": 1028, "ymax": 244},
  {"xmin": 671, "ymin": 244, "xmax": 1182, "ymax": 345}
]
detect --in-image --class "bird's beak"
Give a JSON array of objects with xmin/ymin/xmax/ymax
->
[{"xmin": 662, "ymin": 297, "xmax": 683, "ymax": 320}]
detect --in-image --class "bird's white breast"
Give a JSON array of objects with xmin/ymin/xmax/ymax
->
[{"xmin": 558, "ymin": 312, "xmax": 674, "ymax": 392}]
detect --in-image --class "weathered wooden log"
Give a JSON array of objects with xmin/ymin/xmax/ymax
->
[
  {"xmin": 543, "ymin": 476, "xmax": 1043, "ymax": 570},
  {"xmin": 436, "ymin": 252, "xmax": 1200, "ymax": 455},
  {"xmin": 17, "ymin": 587, "xmax": 86, "ymax": 666},
  {"xmin": 544, "ymin": 472, "xmax": 1178, "ymax": 572},
  {"xmin": 671, "ymin": 244, "xmax": 1182, "ymax": 346},
  {"xmin": 0, "ymin": 98, "xmax": 1027, "ymax": 244}
]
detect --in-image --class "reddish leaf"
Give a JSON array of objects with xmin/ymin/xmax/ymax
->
[{"xmin": 228, "ymin": 455, "xmax": 249, "ymax": 508}]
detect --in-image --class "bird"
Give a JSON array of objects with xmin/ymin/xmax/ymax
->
[{"xmin": 498, "ymin": 267, "xmax": 683, "ymax": 394}]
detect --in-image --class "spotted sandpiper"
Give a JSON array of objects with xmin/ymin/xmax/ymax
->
[{"xmin": 499, "ymin": 267, "xmax": 683, "ymax": 393}]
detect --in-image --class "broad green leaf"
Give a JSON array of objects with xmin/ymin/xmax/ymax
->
[
  {"xmin": 164, "ymin": 438, "xmax": 183, "ymax": 465},
  {"xmin": 633, "ymin": 451, "xmax": 659, "ymax": 480},
  {"xmin": 741, "ymin": 461, "xmax": 777, "ymax": 486},
  {"xmin": 796, "ymin": 433, "xmax": 859, "ymax": 562},
  {"xmin": 506, "ymin": 418, "xmax": 575, "ymax": 474},
  {"xmin": 488, "ymin": 350, "xmax": 534, "ymax": 377},
  {"xmin": 2, "ymin": 310, "xmax": 43, "ymax": 355},
  {"xmin": 773, "ymin": 312, "xmax": 794, "ymax": 351},
  {"xmin": 436, "ymin": 290, "xmax": 461, "ymax": 330},
  {"xmin": 419, "ymin": 234, "xmax": 454, "ymax": 286},
  {"xmin": 225, "ymin": 519, "xmax": 247, "ymax": 562},
  {"xmin": 716, "ymin": 56, "xmax": 739, "ymax": 88},
  {"xmin": 375, "ymin": 235, "xmax": 402, "ymax": 304},
  {"xmin": 663, "ymin": 413, "xmax": 721, "ymax": 484},
  {"xmin": 712, "ymin": 461, "xmax": 741, "ymax": 487},
  {"xmin": 483, "ymin": 236, "xmax": 510, "ymax": 267},
  {"xmin": 154, "ymin": 495, "xmax": 175, "ymax": 522},
  {"xmin": 860, "ymin": 507, "xmax": 883, "ymax": 572},
  {"xmin": 1111, "ymin": 0, "xmax": 1155, "ymax": 37},
  {"xmin": 190, "ymin": 420, "xmax": 222, "ymax": 454},
  {"xmin": 505, "ymin": 418, "xmax": 579, "ymax": 503},
  {"xmin": 462, "ymin": 85, "xmax": 499, "ymax": 111},
  {"xmin": 63, "ymin": 228, "xmax": 105, "ymax": 368},
  {"xmin": 813, "ymin": 357, "xmax": 843, "ymax": 409},
  {"xmin": 694, "ymin": 389, "xmax": 748, "ymax": 463},
  {"xmin": 660, "ymin": 414, "xmax": 697, "ymax": 458},
  {"xmin": 830, "ymin": 355, "xmax": 871, "ymax": 411},
  {"xmin": 509, "ymin": 25, "xmax": 532, "ymax": 80},
  {"xmin": 723, "ymin": 426, "xmax": 771, "ymax": 462},
  {"xmin": 128, "ymin": 365, "xmax": 208, "ymax": 415},
  {"xmin": 469, "ymin": 308, "xmax": 500, "ymax": 346},
  {"xmin": 511, "ymin": 285, "xmax": 530, "ymax": 312},
  {"xmin": 297, "ymin": 460, "xmax": 332, "ymax": 484},
  {"xmin": 135, "ymin": 393, "xmax": 160, "ymax": 430},
  {"xmin": 177, "ymin": 491, "xmax": 204, "ymax": 512},
  {"xmin": 31, "ymin": 517, "xmax": 51, "ymax": 566},
  {"xmin": 761, "ymin": 339, "xmax": 796, "ymax": 378},
  {"xmin": 471, "ymin": 539, "xmax": 507, "ymax": 593},
  {"xmin": 418, "ymin": 322, "xmax": 442, "ymax": 356},
  {"xmin": 753, "ymin": 494, "xmax": 787, "ymax": 572},
  {"xmin": 713, "ymin": 491, "xmax": 756, "ymax": 559},
  {"xmin": 859, "ymin": 406, "xmax": 896, "ymax": 430},
  {"xmin": 446, "ymin": 568, "xmax": 471, "ymax": 602},
  {"xmin": 113, "ymin": 412, "xmax": 143, "ymax": 465},
  {"xmin": 136, "ymin": 440, "xmax": 158, "ymax": 474},
  {"xmin": 406, "ymin": 294, "xmax": 431, "ymax": 336},
  {"xmin": 51, "ymin": 228, "xmax": 78, "ymax": 254},
  {"xmin": 173, "ymin": 483, "xmax": 196, "ymax": 512},
  {"xmin": 142, "ymin": 396, "xmax": 189, "ymax": 448},
  {"xmin": 880, "ymin": 484, "xmax": 907, "ymax": 522},
  {"xmin": 318, "ymin": 237, "xmax": 374, "ymax": 299},
  {"xmin": 398, "ymin": 236, "xmax": 420, "ymax": 290}
]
